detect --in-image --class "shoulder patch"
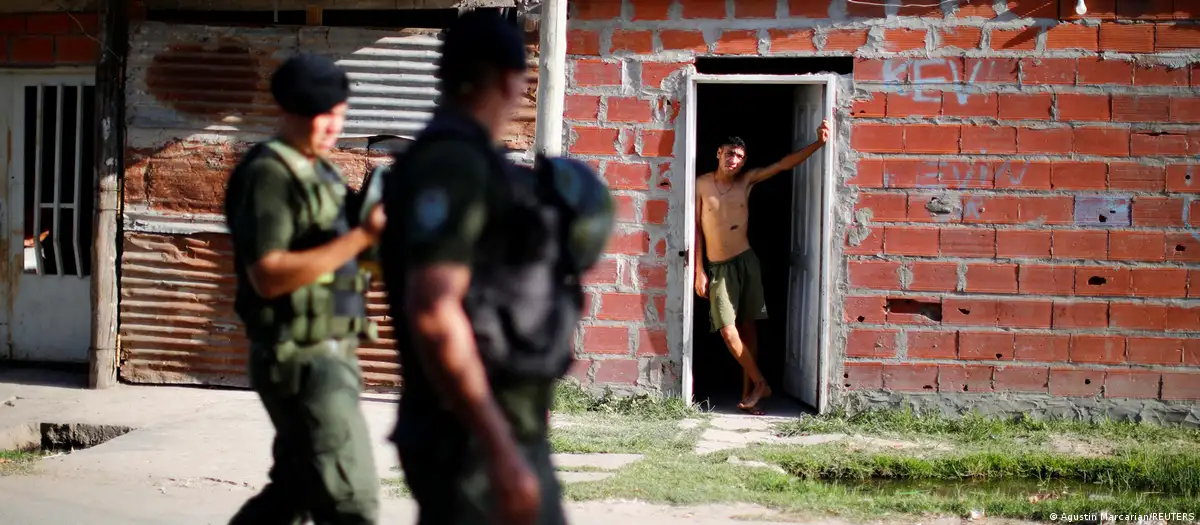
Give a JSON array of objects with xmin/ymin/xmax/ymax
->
[{"xmin": 414, "ymin": 188, "xmax": 449, "ymax": 234}]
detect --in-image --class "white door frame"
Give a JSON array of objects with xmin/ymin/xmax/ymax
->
[
  {"xmin": 0, "ymin": 67, "xmax": 98, "ymax": 362},
  {"xmin": 676, "ymin": 73, "xmax": 837, "ymax": 413}
]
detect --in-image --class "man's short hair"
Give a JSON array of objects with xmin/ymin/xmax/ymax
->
[
  {"xmin": 720, "ymin": 136, "xmax": 746, "ymax": 151},
  {"xmin": 437, "ymin": 9, "xmax": 528, "ymax": 102}
]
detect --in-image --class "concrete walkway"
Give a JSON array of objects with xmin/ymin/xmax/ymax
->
[{"xmin": 0, "ymin": 369, "xmax": 800, "ymax": 524}]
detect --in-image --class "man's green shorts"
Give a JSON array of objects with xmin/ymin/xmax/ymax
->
[{"xmin": 706, "ymin": 248, "xmax": 768, "ymax": 332}]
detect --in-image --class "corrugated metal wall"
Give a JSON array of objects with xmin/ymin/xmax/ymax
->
[{"xmin": 118, "ymin": 21, "xmax": 449, "ymax": 388}]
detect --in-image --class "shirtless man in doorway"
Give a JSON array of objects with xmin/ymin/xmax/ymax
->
[{"xmin": 695, "ymin": 120, "xmax": 831, "ymax": 415}]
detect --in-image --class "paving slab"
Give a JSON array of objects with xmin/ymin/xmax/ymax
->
[{"xmin": 559, "ymin": 471, "xmax": 615, "ymax": 483}]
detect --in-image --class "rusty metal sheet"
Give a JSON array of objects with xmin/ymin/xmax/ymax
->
[{"xmin": 118, "ymin": 231, "xmax": 401, "ymax": 389}]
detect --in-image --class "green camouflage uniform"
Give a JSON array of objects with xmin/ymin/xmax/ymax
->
[
  {"xmin": 382, "ymin": 119, "xmax": 568, "ymax": 525},
  {"xmin": 224, "ymin": 139, "xmax": 380, "ymax": 525}
]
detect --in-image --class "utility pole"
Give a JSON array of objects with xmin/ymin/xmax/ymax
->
[{"xmin": 533, "ymin": 0, "xmax": 566, "ymax": 156}]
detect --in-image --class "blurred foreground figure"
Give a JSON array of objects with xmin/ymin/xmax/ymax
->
[
  {"xmin": 377, "ymin": 9, "xmax": 614, "ymax": 525},
  {"xmin": 224, "ymin": 52, "xmax": 385, "ymax": 525}
]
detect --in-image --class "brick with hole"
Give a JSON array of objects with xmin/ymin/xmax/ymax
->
[
  {"xmin": 851, "ymin": 93, "xmax": 885, "ymax": 119},
  {"xmin": 1077, "ymin": 57, "xmax": 1133, "ymax": 85},
  {"xmin": 1070, "ymin": 334, "xmax": 1126, "ymax": 364},
  {"xmin": 843, "ymin": 362, "xmax": 884, "ymax": 390},
  {"xmin": 1161, "ymin": 372, "xmax": 1200, "ymax": 401},
  {"xmin": 882, "ymin": 364, "xmax": 938, "ymax": 392},
  {"xmin": 991, "ymin": 27, "xmax": 1039, "ymax": 51},
  {"xmin": 1073, "ymin": 127, "xmax": 1130, "ymax": 157},
  {"xmin": 884, "ymin": 226, "xmax": 940, "ymax": 256},
  {"xmin": 1053, "ymin": 301, "xmax": 1109, "ymax": 329},
  {"xmin": 1112, "ymin": 95, "xmax": 1171, "ymax": 123},
  {"xmin": 845, "ymin": 296, "xmax": 886, "ymax": 324},
  {"xmin": 1017, "ymin": 128, "xmax": 1072, "ymax": 155},
  {"xmin": 1110, "ymin": 302, "xmax": 1168, "ymax": 330},
  {"xmin": 997, "ymin": 230, "xmax": 1051, "ymax": 258},
  {"xmin": 909, "ymin": 194, "xmax": 965, "ymax": 223},
  {"xmin": 852, "ymin": 124, "xmax": 905, "ymax": 153},
  {"xmin": 905, "ymin": 124, "xmax": 962, "ymax": 154},
  {"xmin": 966, "ymin": 263, "xmax": 1018, "ymax": 294},
  {"xmin": 939, "ymin": 27, "xmax": 983, "ymax": 50},
  {"xmin": 998, "ymin": 299, "xmax": 1053, "ymax": 329},
  {"xmin": 1015, "ymin": 333, "xmax": 1070, "ymax": 362},
  {"xmin": 1166, "ymin": 234, "xmax": 1200, "ymax": 263},
  {"xmin": 1056, "ymin": 94, "xmax": 1111, "ymax": 122},
  {"xmin": 1022, "ymin": 58, "xmax": 1076, "ymax": 84},
  {"xmin": 1099, "ymin": 23, "xmax": 1155, "ymax": 53},
  {"xmin": 884, "ymin": 28, "xmax": 928, "ymax": 52},
  {"xmin": 995, "ymin": 366, "xmax": 1050, "ymax": 393},
  {"xmin": 943, "ymin": 298, "xmax": 999, "ymax": 326},
  {"xmin": 1050, "ymin": 161, "xmax": 1107, "ymax": 190},
  {"xmin": 848, "ymin": 328, "xmax": 898, "ymax": 358},
  {"xmin": 1050, "ymin": 368, "xmax": 1104, "ymax": 396},
  {"xmin": 939, "ymin": 365, "xmax": 994, "ymax": 393},
  {"xmin": 1075, "ymin": 267, "xmax": 1131, "ymax": 297},
  {"xmin": 908, "ymin": 261, "xmax": 959, "ymax": 292},
  {"xmin": 1132, "ymin": 197, "xmax": 1184, "ymax": 227},
  {"xmin": 1021, "ymin": 265, "xmax": 1077, "ymax": 295},
  {"xmin": 908, "ymin": 330, "xmax": 957, "ymax": 359},
  {"xmin": 1108, "ymin": 163, "xmax": 1165, "ymax": 191},
  {"xmin": 941, "ymin": 228, "xmax": 996, "ymax": 257},
  {"xmin": 1131, "ymin": 268, "xmax": 1187, "ymax": 298},
  {"xmin": 1166, "ymin": 305, "xmax": 1200, "ymax": 331},
  {"xmin": 959, "ymin": 332, "xmax": 1015, "ymax": 361},
  {"xmin": 1127, "ymin": 337, "xmax": 1183, "ymax": 365},
  {"xmin": 850, "ymin": 260, "xmax": 902, "ymax": 290},
  {"xmin": 1109, "ymin": 230, "xmax": 1166, "ymax": 261},
  {"xmin": 1053, "ymin": 230, "xmax": 1107, "ymax": 260},
  {"xmin": 886, "ymin": 296, "xmax": 944, "ymax": 325},
  {"xmin": 1105, "ymin": 370, "xmax": 1161, "ymax": 399}
]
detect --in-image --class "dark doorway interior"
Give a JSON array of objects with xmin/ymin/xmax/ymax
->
[{"xmin": 692, "ymin": 83, "xmax": 796, "ymax": 413}]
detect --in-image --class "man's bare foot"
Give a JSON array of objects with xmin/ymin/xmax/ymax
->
[
  {"xmin": 738, "ymin": 381, "xmax": 771, "ymax": 410},
  {"xmin": 739, "ymin": 404, "xmax": 766, "ymax": 416}
]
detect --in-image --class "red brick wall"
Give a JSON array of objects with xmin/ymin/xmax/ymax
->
[
  {"xmin": 566, "ymin": 0, "xmax": 1200, "ymax": 405},
  {"xmin": 0, "ymin": 12, "xmax": 101, "ymax": 65}
]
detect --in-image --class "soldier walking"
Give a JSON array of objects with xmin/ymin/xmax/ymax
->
[{"xmin": 224, "ymin": 52, "xmax": 384, "ymax": 525}]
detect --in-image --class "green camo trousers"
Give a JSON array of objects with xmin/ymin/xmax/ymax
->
[{"xmin": 230, "ymin": 339, "xmax": 380, "ymax": 525}]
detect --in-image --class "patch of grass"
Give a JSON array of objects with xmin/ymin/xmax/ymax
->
[
  {"xmin": 551, "ymin": 381, "xmax": 698, "ymax": 421},
  {"xmin": 0, "ymin": 450, "xmax": 40, "ymax": 476},
  {"xmin": 564, "ymin": 448, "xmax": 1200, "ymax": 522},
  {"xmin": 550, "ymin": 414, "xmax": 702, "ymax": 454},
  {"xmin": 777, "ymin": 407, "xmax": 1200, "ymax": 448},
  {"xmin": 745, "ymin": 443, "xmax": 1200, "ymax": 498}
]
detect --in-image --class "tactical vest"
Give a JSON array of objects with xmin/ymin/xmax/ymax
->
[
  {"xmin": 253, "ymin": 140, "xmax": 379, "ymax": 346},
  {"xmin": 387, "ymin": 126, "xmax": 581, "ymax": 382}
]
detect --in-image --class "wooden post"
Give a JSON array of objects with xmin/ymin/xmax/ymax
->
[
  {"xmin": 533, "ymin": 0, "xmax": 567, "ymax": 156},
  {"xmin": 89, "ymin": 0, "xmax": 128, "ymax": 389}
]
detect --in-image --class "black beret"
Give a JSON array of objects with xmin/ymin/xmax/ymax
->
[
  {"xmin": 438, "ymin": 9, "xmax": 527, "ymax": 84},
  {"xmin": 270, "ymin": 53, "xmax": 351, "ymax": 117}
]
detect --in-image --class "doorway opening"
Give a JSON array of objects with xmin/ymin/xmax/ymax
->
[{"xmin": 682, "ymin": 74, "xmax": 834, "ymax": 416}]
